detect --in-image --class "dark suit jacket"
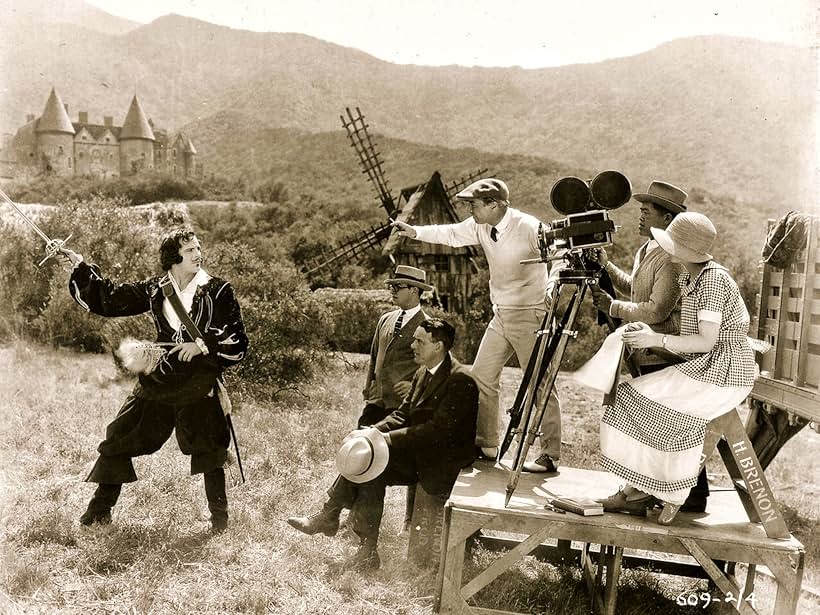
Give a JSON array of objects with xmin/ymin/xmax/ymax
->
[{"xmin": 372, "ymin": 354, "xmax": 478, "ymax": 495}]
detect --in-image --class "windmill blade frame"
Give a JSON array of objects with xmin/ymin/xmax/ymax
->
[{"xmin": 341, "ymin": 107, "xmax": 396, "ymax": 218}]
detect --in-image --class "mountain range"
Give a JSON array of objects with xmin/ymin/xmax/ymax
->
[{"xmin": 1, "ymin": 1, "xmax": 816, "ymax": 207}]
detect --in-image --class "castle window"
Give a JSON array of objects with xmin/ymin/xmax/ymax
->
[
  {"xmin": 78, "ymin": 151, "xmax": 84, "ymax": 159},
  {"xmin": 58, "ymin": 146, "xmax": 64, "ymax": 155},
  {"xmin": 68, "ymin": 157, "xmax": 72, "ymax": 168},
  {"xmin": 105, "ymin": 138, "xmax": 110, "ymax": 143}
]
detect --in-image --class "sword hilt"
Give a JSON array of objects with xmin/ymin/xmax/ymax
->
[{"xmin": 38, "ymin": 234, "xmax": 72, "ymax": 267}]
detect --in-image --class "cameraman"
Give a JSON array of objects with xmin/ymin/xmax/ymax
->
[
  {"xmin": 589, "ymin": 181, "xmax": 710, "ymax": 513},
  {"xmin": 393, "ymin": 178, "xmax": 562, "ymax": 472}
]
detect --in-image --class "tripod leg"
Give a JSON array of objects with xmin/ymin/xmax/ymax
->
[
  {"xmin": 505, "ymin": 283, "xmax": 585, "ymax": 506},
  {"xmin": 500, "ymin": 286, "xmax": 561, "ymax": 459}
]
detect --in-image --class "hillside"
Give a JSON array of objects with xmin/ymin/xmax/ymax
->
[
  {"xmin": 1, "ymin": 8, "xmax": 815, "ymax": 207},
  {"xmin": 183, "ymin": 115, "xmax": 785, "ymax": 293}
]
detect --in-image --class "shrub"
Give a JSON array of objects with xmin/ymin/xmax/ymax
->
[{"xmin": 206, "ymin": 242, "xmax": 334, "ymax": 394}]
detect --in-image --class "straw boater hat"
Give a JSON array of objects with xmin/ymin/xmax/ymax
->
[
  {"xmin": 336, "ymin": 428, "xmax": 389, "ymax": 484},
  {"xmin": 455, "ymin": 178, "xmax": 510, "ymax": 203},
  {"xmin": 651, "ymin": 212, "xmax": 717, "ymax": 263},
  {"xmin": 384, "ymin": 265, "xmax": 433, "ymax": 291},
  {"xmin": 633, "ymin": 181, "xmax": 688, "ymax": 214}
]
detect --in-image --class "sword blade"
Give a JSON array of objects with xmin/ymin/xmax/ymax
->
[{"xmin": 0, "ymin": 186, "xmax": 53, "ymax": 243}]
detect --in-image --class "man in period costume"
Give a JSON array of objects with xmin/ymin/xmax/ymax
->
[
  {"xmin": 590, "ymin": 181, "xmax": 710, "ymax": 512},
  {"xmin": 60, "ymin": 228, "xmax": 248, "ymax": 533},
  {"xmin": 392, "ymin": 178, "xmax": 563, "ymax": 472},
  {"xmin": 287, "ymin": 318, "xmax": 478, "ymax": 571}
]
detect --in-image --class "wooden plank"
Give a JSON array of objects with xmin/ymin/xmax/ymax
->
[
  {"xmin": 716, "ymin": 411, "xmax": 791, "ymax": 538},
  {"xmin": 678, "ymin": 537, "xmax": 760, "ymax": 615},
  {"xmin": 581, "ymin": 543, "xmax": 606, "ymax": 615},
  {"xmin": 604, "ymin": 546, "xmax": 624, "ymax": 615},
  {"xmin": 446, "ymin": 509, "xmax": 498, "ymax": 546},
  {"xmin": 476, "ymin": 536, "xmax": 712, "ymax": 579},
  {"xmin": 773, "ymin": 256, "xmax": 790, "ymax": 380},
  {"xmin": 756, "ymin": 548, "xmax": 805, "ymax": 602},
  {"xmin": 461, "ymin": 523, "xmax": 558, "ymax": 600}
]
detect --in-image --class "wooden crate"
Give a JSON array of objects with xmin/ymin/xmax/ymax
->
[{"xmin": 751, "ymin": 215, "xmax": 820, "ymax": 421}]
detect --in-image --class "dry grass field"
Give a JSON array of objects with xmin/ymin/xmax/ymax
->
[{"xmin": 1, "ymin": 343, "xmax": 818, "ymax": 614}]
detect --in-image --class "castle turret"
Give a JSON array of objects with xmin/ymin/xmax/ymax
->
[
  {"xmin": 35, "ymin": 88, "xmax": 75, "ymax": 175},
  {"xmin": 119, "ymin": 95, "xmax": 155, "ymax": 175}
]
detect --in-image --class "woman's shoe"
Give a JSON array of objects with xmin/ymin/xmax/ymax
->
[
  {"xmin": 602, "ymin": 493, "xmax": 658, "ymax": 516},
  {"xmin": 596, "ymin": 489, "xmax": 627, "ymax": 508},
  {"xmin": 657, "ymin": 503, "xmax": 682, "ymax": 525}
]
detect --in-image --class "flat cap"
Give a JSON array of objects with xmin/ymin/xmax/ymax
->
[{"xmin": 455, "ymin": 178, "xmax": 509, "ymax": 202}]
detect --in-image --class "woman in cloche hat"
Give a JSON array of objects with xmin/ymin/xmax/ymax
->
[{"xmin": 597, "ymin": 212, "xmax": 762, "ymax": 523}]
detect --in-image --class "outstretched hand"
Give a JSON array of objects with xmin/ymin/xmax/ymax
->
[
  {"xmin": 391, "ymin": 220, "xmax": 417, "ymax": 238},
  {"xmin": 59, "ymin": 247, "xmax": 83, "ymax": 267},
  {"xmin": 168, "ymin": 341, "xmax": 202, "ymax": 362}
]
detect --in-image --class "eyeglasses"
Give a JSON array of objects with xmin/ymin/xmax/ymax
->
[{"xmin": 388, "ymin": 284, "xmax": 410, "ymax": 291}]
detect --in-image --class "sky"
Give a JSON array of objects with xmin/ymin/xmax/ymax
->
[{"xmin": 85, "ymin": 0, "xmax": 817, "ymax": 68}]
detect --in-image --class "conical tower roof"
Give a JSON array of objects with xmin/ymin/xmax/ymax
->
[
  {"xmin": 36, "ymin": 88, "xmax": 75, "ymax": 134},
  {"xmin": 120, "ymin": 95, "xmax": 155, "ymax": 141}
]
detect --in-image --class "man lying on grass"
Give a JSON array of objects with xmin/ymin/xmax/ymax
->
[
  {"xmin": 60, "ymin": 228, "xmax": 248, "ymax": 534},
  {"xmin": 287, "ymin": 318, "xmax": 478, "ymax": 571}
]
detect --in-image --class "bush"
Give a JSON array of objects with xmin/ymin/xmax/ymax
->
[
  {"xmin": 206, "ymin": 242, "xmax": 334, "ymax": 394},
  {"xmin": 0, "ymin": 198, "xmax": 336, "ymax": 392}
]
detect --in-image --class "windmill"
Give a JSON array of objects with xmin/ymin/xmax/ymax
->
[{"xmin": 303, "ymin": 107, "xmax": 487, "ymax": 312}]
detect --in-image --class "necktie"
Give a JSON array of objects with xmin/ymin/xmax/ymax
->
[
  {"xmin": 414, "ymin": 369, "xmax": 431, "ymax": 402},
  {"xmin": 490, "ymin": 227, "xmax": 498, "ymax": 242},
  {"xmin": 393, "ymin": 310, "xmax": 405, "ymax": 335}
]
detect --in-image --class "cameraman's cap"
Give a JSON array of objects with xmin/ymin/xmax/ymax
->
[
  {"xmin": 633, "ymin": 181, "xmax": 687, "ymax": 214},
  {"xmin": 385, "ymin": 265, "xmax": 433, "ymax": 291},
  {"xmin": 456, "ymin": 178, "xmax": 509, "ymax": 203}
]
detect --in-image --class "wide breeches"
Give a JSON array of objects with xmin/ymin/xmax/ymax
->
[{"xmin": 86, "ymin": 394, "xmax": 230, "ymax": 483}]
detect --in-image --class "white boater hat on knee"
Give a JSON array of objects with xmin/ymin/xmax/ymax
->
[{"xmin": 336, "ymin": 428, "xmax": 389, "ymax": 484}]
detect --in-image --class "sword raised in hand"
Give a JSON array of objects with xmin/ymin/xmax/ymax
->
[{"xmin": 0, "ymin": 185, "xmax": 72, "ymax": 266}]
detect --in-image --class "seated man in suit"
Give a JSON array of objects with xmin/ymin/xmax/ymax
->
[{"xmin": 287, "ymin": 318, "xmax": 478, "ymax": 571}]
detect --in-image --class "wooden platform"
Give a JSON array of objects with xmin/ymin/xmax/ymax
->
[{"xmin": 435, "ymin": 461, "xmax": 805, "ymax": 615}]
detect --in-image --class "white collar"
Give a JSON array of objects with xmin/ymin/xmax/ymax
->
[
  {"xmin": 398, "ymin": 304, "xmax": 421, "ymax": 323},
  {"xmin": 428, "ymin": 357, "xmax": 446, "ymax": 375},
  {"xmin": 491, "ymin": 207, "xmax": 512, "ymax": 234},
  {"xmin": 169, "ymin": 268, "xmax": 211, "ymax": 294}
]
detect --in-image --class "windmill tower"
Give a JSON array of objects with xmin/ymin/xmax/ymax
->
[{"xmin": 303, "ymin": 107, "xmax": 488, "ymax": 312}]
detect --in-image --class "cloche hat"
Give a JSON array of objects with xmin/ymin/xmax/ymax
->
[{"xmin": 651, "ymin": 212, "xmax": 716, "ymax": 263}]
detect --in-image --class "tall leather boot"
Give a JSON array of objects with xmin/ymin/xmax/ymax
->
[
  {"xmin": 80, "ymin": 483, "xmax": 122, "ymax": 526},
  {"xmin": 204, "ymin": 468, "xmax": 229, "ymax": 533}
]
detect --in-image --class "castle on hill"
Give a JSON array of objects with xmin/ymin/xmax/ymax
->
[{"xmin": 4, "ymin": 88, "xmax": 198, "ymax": 180}]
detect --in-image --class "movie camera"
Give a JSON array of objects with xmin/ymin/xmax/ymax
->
[
  {"xmin": 503, "ymin": 171, "xmax": 633, "ymax": 505},
  {"xmin": 535, "ymin": 170, "xmax": 631, "ymax": 259}
]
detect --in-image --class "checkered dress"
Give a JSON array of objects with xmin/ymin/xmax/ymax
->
[{"xmin": 600, "ymin": 262, "xmax": 756, "ymax": 504}]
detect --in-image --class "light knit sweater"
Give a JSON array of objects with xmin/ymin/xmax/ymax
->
[
  {"xmin": 605, "ymin": 241, "xmax": 682, "ymax": 334},
  {"xmin": 413, "ymin": 208, "xmax": 552, "ymax": 308}
]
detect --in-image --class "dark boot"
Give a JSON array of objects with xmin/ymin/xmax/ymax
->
[
  {"xmin": 204, "ymin": 468, "xmax": 229, "ymax": 533},
  {"xmin": 345, "ymin": 537, "xmax": 380, "ymax": 571},
  {"xmin": 80, "ymin": 483, "xmax": 121, "ymax": 526},
  {"xmin": 287, "ymin": 503, "xmax": 342, "ymax": 537},
  {"xmin": 681, "ymin": 468, "xmax": 710, "ymax": 513}
]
